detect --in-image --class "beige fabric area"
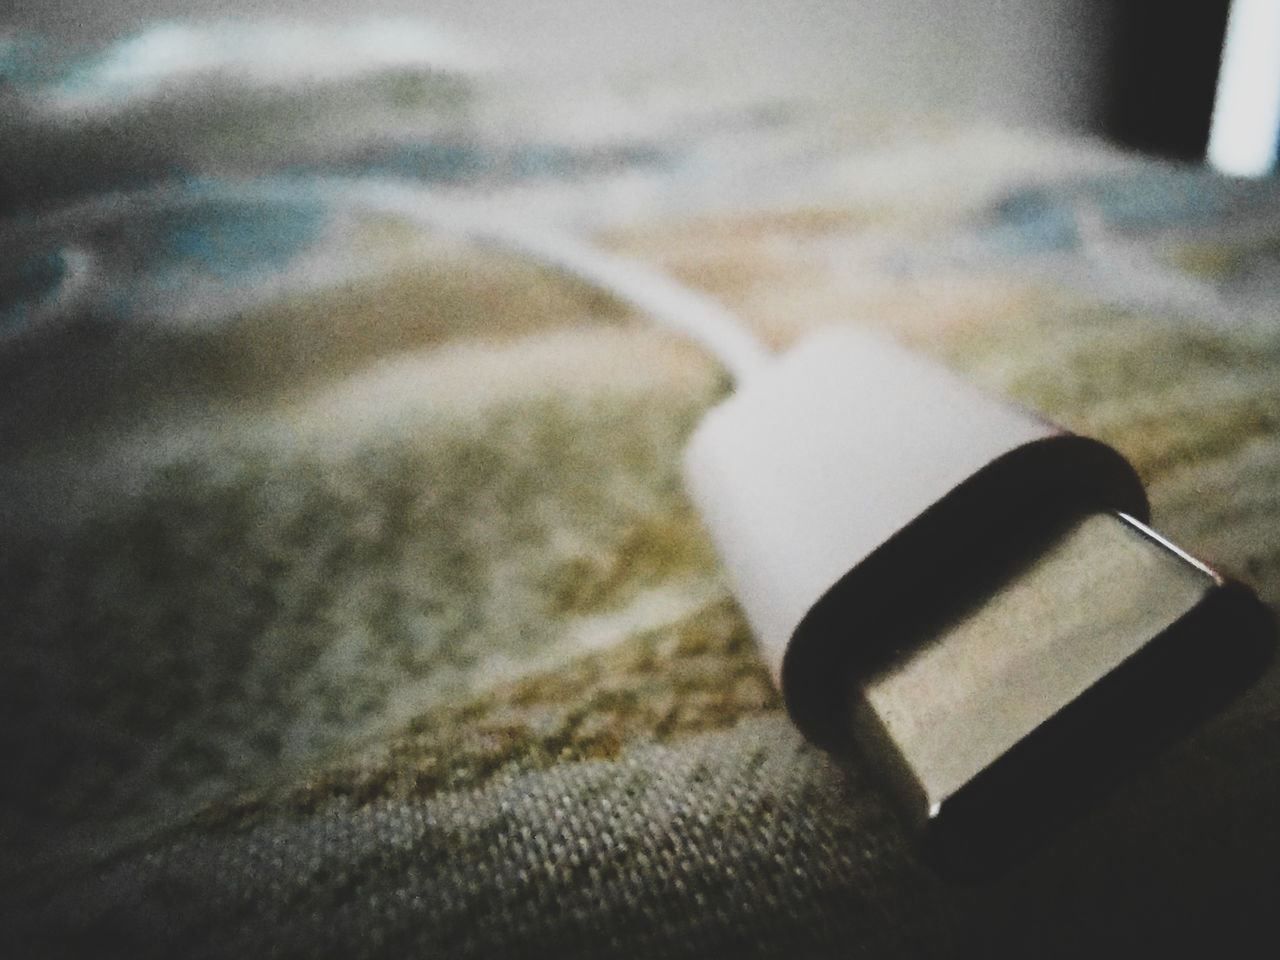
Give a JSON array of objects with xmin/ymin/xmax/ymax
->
[{"xmin": 2, "ymin": 25, "xmax": 1279, "ymax": 956}]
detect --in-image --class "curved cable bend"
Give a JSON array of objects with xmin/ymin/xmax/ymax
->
[
  {"xmin": 2, "ymin": 177, "xmax": 775, "ymax": 385},
  {"xmin": 348, "ymin": 180, "xmax": 773, "ymax": 386}
]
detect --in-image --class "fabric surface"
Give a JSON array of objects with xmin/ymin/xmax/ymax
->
[{"xmin": 3, "ymin": 19, "xmax": 1280, "ymax": 958}]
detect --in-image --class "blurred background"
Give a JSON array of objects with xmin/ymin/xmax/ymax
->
[{"xmin": 2, "ymin": 0, "xmax": 1255, "ymax": 165}]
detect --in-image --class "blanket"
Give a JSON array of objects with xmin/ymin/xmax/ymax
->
[{"xmin": 2, "ymin": 19, "xmax": 1279, "ymax": 958}]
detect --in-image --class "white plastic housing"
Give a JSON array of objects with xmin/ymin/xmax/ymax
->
[{"xmin": 682, "ymin": 328, "xmax": 1148, "ymax": 744}]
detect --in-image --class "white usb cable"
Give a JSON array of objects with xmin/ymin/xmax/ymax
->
[{"xmin": 12, "ymin": 178, "xmax": 1273, "ymax": 856}]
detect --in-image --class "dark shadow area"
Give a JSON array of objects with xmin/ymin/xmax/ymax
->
[
  {"xmin": 927, "ymin": 578, "xmax": 1275, "ymax": 878},
  {"xmin": 1102, "ymin": 0, "xmax": 1232, "ymax": 160}
]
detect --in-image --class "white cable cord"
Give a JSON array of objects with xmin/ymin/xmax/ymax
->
[
  {"xmin": 2, "ymin": 177, "xmax": 775, "ymax": 385},
  {"xmin": 345, "ymin": 180, "xmax": 774, "ymax": 385}
]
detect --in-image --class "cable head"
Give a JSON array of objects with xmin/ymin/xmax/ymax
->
[{"xmin": 683, "ymin": 328, "xmax": 1274, "ymax": 863}]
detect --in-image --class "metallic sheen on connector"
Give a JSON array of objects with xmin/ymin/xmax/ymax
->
[{"xmin": 850, "ymin": 511, "xmax": 1273, "ymax": 851}]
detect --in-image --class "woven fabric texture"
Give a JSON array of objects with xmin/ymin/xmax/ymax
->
[{"xmin": 3, "ymin": 19, "xmax": 1280, "ymax": 958}]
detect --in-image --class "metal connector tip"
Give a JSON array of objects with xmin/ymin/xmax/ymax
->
[{"xmin": 848, "ymin": 512, "xmax": 1273, "ymax": 858}]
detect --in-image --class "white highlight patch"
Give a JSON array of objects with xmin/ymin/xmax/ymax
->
[
  {"xmin": 41, "ymin": 19, "xmax": 487, "ymax": 116},
  {"xmin": 1208, "ymin": 0, "xmax": 1280, "ymax": 177}
]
